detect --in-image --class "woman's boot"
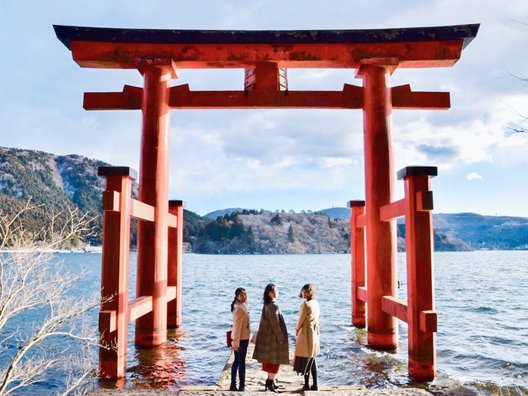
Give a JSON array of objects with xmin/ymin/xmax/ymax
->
[
  {"xmin": 310, "ymin": 360, "xmax": 318, "ymax": 391},
  {"xmin": 303, "ymin": 373, "xmax": 310, "ymax": 390},
  {"xmin": 265, "ymin": 379, "xmax": 277, "ymax": 392}
]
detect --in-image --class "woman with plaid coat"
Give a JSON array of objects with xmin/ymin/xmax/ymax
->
[{"xmin": 253, "ymin": 283, "xmax": 289, "ymax": 392}]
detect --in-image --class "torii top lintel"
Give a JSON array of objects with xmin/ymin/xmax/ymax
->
[{"xmin": 54, "ymin": 24, "xmax": 479, "ymax": 70}]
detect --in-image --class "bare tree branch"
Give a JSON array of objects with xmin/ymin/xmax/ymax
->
[
  {"xmin": 0, "ymin": 204, "xmax": 99, "ymax": 395},
  {"xmin": 505, "ymin": 19, "xmax": 528, "ymax": 134}
]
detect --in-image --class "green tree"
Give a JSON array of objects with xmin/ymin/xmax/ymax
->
[
  {"xmin": 270, "ymin": 214, "xmax": 282, "ymax": 226},
  {"xmin": 287, "ymin": 224, "xmax": 295, "ymax": 243}
]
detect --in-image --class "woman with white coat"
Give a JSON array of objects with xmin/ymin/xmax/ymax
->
[{"xmin": 230, "ymin": 287, "xmax": 250, "ymax": 391}]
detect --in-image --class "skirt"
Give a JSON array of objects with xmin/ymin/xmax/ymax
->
[
  {"xmin": 262, "ymin": 363, "xmax": 280, "ymax": 374},
  {"xmin": 293, "ymin": 356, "xmax": 314, "ymax": 375}
]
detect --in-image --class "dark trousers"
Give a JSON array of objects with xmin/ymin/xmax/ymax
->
[{"xmin": 231, "ymin": 339, "xmax": 249, "ymax": 387}]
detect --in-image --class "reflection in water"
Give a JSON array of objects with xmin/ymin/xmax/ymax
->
[
  {"xmin": 130, "ymin": 329, "xmax": 187, "ymax": 389},
  {"xmin": 99, "ymin": 329, "xmax": 187, "ymax": 391}
]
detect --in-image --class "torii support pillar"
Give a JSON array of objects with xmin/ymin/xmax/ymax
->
[
  {"xmin": 135, "ymin": 64, "xmax": 174, "ymax": 346},
  {"xmin": 357, "ymin": 64, "xmax": 398, "ymax": 349},
  {"xmin": 168, "ymin": 200, "xmax": 184, "ymax": 328},
  {"xmin": 400, "ymin": 167, "xmax": 437, "ymax": 380},
  {"xmin": 349, "ymin": 200, "xmax": 366, "ymax": 328},
  {"xmin": 98, "ymin": 166, "xmax": 135, "ymax": 378}
]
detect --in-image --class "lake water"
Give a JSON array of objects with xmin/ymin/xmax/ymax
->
[{"xmin": 7, "ymin": 251, "xmax": 528, "ymax": 394}]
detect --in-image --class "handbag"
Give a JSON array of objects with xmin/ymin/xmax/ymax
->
[{"xmin": 226, "ymin": 328, "xmax": 232, "ymax": 348}]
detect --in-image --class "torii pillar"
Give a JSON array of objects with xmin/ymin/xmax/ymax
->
[
  {"xmin": 357, "ymin": 62, "xmax": 398, "ymax": 348},
  {"xmin": 135, "ymin": 61, "xmax": 175, "ymax": 346}
]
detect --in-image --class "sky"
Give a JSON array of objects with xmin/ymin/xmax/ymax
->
[{"xmin": 0, "ymin": 1, "xmax": 527, "ymax": 217}]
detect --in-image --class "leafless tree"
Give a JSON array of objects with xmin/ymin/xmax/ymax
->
[
  {"xmin": 506, "ymin": 20, "xmax": 528, "ymax": 134},
  {"xmin": 0, "ymin": 201, "xmax": 99, "ymax": 395},
  {"xmin": 506, "ymin": 70, "xmax": 528, "ymax": 134}
]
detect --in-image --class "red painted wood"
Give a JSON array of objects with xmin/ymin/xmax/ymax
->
[
  {"xmin": 416, "ymin": 190, "xmax": 434, "ymax": 211},
  {"xmin": 99, "ymin": 310, "xmax": 117, "ymax": 333},
  {"xmin": 169, "ymin": 88, "xmax": 365, "ymax": 109},
  {"xmin": 84, "ymin": 83, "xmax": 449, "ymax": 111},
  {"xmin": 419, "ymin": 310, "xmax": 438, "ymax": 333},
  {"xmin": 357, "ymin": 286, "xmax": 368, "ymax": 302},
  {"xmin": 69, "ymin": 40, "xmax": 465, "ymax": 70},
  {"xmin": 166, "ymin": 286, "xmax": 177, "ymax": 302},
  {"xmin": 99, "ymin": 173, "xmax": 133, "ymax": 378},
  {"xmin": 391, "ymin": 85, "xmax": 450, "ymax": 109},
  {"xmin": 404, "ymin": 173, "xmax": 436, "ymax": 380},
  {"xmin": 356, "ymin": 213, "xmax": 366, "ymax": 228},
  {"xmin": 167, "ymin": 213, "xmax": 177, "ymax": 228},
  {"xmin": 168, "ymin": 201, "xmax": 184, "ymax": 328},
  {"xmin": 358, "ymin": 64, "xmax": 398, "ymax": 349},
  {"xmin": 128, "ymin": 296, "xmax": 154, "ymax": 322},
  {"xmin": 350, "ymin": 202, "xmax": 366, "ymax": 327},
  {"xmin": 135, "ymin": 66, "xmax": 171, "ymax": 347},
  {"xmin": 84, "ymin": 87, "xmax": 142, "ymax": 110},
  {"xmin": 102, "ymin": 190, "xmax": 120, "ymax": 211},
  {"xmin": 130, "ymin": 199, "xmax": 155, "ymax": 221},
  {"xmin": 381, "ymin": 296, "xmax": 408, "ymax": 323},
  {"xmin": 380, "ymin": 198, "xmax": 405, "ymax": 221}
]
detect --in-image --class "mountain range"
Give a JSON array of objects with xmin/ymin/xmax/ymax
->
[{"xmin": 1, "ymin": 146, "xmax": 527, "ymax": 252}]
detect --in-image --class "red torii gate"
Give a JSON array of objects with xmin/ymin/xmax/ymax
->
[{"xmin": 54, "ymin": 23, "xmax": 479, "ymax": 382}]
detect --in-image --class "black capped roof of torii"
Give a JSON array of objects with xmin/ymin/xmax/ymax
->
[{"xmin": 54, "ymin": 24, "xmax": 480, "ymax": 50}]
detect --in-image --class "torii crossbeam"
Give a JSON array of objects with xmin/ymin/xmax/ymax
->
[{"xmin": 54, "ymin": 23, "xmax": 479, "ymax": 381}]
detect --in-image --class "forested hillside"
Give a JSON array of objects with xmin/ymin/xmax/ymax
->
[{"xmin": 1, "ymin": 146, "xmax": 527, "ymax": 252}]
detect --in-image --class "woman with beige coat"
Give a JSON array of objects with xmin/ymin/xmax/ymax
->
[
  {"xmin": 293, "ymin": 283, "xmax": 320, "ymax": 391},
  {"xmin": 230, "ymin": 287, "xmax": 250, "ymax": 391}
]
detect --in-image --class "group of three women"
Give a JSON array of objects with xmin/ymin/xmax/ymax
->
[{"xmin": 230, "ymin": 283, "xmax": 320, "ymax": 392}]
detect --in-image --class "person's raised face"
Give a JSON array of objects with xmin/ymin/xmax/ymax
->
[
  {"xmin": 268, "ymin": 287, "xmax": 278, "ymax": 300},
  {"xmin": 237, "ymin": 290, "xmax": 247, "ymax": 303}
]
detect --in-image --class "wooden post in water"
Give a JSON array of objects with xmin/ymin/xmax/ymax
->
[
  {"xmin": 357, "ymin": 63, "xmax": 398, "ymax": 349},
  {"xmin": 399, "ymin": 166, "xmax": 438, "ymax": 380},
  {"xmin": 135, "ymin": 64, "xmax": 174, "ymax": 346},
  {"xmin": 168, "ymin": 200, "xmax": 184, "ymax": 328},
  {"xmin": 350, "ymin": 200, "xmax": 366, "ymax": 327},
  {"xmin": 98, "ymin": 166, "xmax": 135, "ymax": 378}
]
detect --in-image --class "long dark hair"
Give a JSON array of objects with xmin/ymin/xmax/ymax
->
[
  {"xmin": 263, "ymin": 283, "xmax": 276, "ymax": 304},
  {"xmin": 231, "ymin": 287, "xmax": 246, "ymax": 312}
]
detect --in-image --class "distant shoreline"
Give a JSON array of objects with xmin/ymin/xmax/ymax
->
[
  {"xmin": 0, "ymin": 246, "xmax": 103, "ymax": 254},
  {"xmin": 2, "ymin": 248, "xmax": 527, "ymax": 255}
]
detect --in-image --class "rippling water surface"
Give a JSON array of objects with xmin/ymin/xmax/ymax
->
[{"xmin": 16, "ymin": 251, "xmax": 528, "ymax": 394}]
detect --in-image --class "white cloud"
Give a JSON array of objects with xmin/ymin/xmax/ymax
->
[
  {"xmin": 466, "ymin": 172, "xmax": 482, "ymax": 181},
  {"xmin": 315, "ymin": 157, "xmax": 358, "ymax": 168},
  {"xmin": 1, "ymin": 0, "xmax": 528, "ymax": 215}
]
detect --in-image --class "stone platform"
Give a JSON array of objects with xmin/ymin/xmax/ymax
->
[
  {"xmin": 89, "ymin": 344, "xmax": 476, "ymax": 396},
  {"xmin": 175, "ymin": 344, "xmax": 468, "ymax": 396}
]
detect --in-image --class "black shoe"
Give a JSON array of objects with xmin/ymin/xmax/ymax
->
[
  {"xmin": 229, "ymin": 384, "xmax": 238, "ymax": 391},
  {"xmin": 303, "ymin": 384, "xmax": 310, "ymax": 390},
  {"xmin": 238, "ymin": 385, "xmax": 245, "ymax": 391},
  {"xmin": 265, "ymin": 379, "xmax": 277, "ymax": 392},
  {"xmin": 310, "ymin": 384, "xmax": 319, "ymax": 391}
]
